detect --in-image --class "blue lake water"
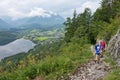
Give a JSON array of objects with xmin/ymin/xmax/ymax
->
[{"xmin": 0, "ymin": 38, "xmax": 36, "ymax": 59}]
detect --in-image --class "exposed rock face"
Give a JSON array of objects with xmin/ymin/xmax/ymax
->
[{"xmin": 107, "ymin": 29, "xmax": 120, "ymax": 59}]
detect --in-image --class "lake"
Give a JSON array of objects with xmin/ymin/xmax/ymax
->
[{"xmin": 0, "ymin": 38, "xmax": 36, "ymax": 59}]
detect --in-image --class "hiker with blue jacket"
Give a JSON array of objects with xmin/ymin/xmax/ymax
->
[{"xmin": 95, "ymin": 41, "xmax": 102, "ymax": 61}]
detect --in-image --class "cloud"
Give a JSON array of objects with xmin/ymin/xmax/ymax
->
[
  {"xmin": 0, "ymin": 0, "xmax": 102, "ymax": 19},
  {"xmin": 60, "ymin": 0, "xmax": 101, "ymax": 18},
  {"xmin": 81, "ymin": 1, "xmax": 101, "ymax": 13},
  {"xmin": 8, "ymin": 8, "xmax": 27, "ymax": 20},
  {"xmin": 28, "ymin": 7, "xmax": 57, "ymax": 18},
  {"xmin": 6, "ymin": 7, "xmax": 57, "ymax": 20}
]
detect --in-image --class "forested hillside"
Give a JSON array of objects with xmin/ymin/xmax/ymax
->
[
  {"xmin": 0, "ymin": 31, "xmax": 17, "ymax": 45},
  {"xmin": 0, "ymin": 0, "xmax": 120, "ymax": 80}
]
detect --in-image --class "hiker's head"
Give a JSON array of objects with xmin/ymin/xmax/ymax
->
[
  {"xmin": 96, "ymin": 41, "xmax": 99, "ymax": 44},
  {"xmin": 102, "ymin": 39, "xmax": 104, "ymax": 41}
]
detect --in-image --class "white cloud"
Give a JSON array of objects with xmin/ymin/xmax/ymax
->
[
  {"xmin": 81, "ymin": 1, "xmax": 101, "ymax": 13},
  {"xmin": 61, "ymin": 0, "xmax": 101, "ymax": 18},
  {"xmin": 28, "ymin": 7, "xmax": 57, "ymax": 18},
  {"xmin": 0, "ymin": 0, "xmax": 102, "ymax": 19},
  {"xmin": 6, "ymin": 7, "xmax": 57, "ymax": 20},
  {"xmin": 29, "ymin": 8, "xmax": 50, "ymax": 17},
  {"xmin": 8, "ymin": 8, "xmax": 27, "ymax": 20}
]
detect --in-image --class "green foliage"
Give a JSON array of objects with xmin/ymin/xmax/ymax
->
[
  {"xmin": 103, "ymin": 53, "xmax": 120, "ymax": 80},
  {"xmin": 34, "ymin": 37, "xmax": 54, "ymax": 42},
  {"xmin": 64, "ymin": 8, "xmax": 92, "ymax": 43},
  {"xmin": 0, "ymin": 31, "xmax": 17, "ymax": 45},
  {"xmin": 89, "ymin": 0, "xmax": 120, "ymax": 42},
  {"xmin": 104, "ymin": 52, "xmax": 116, "ymax": 66},
  {"xmin": 24, "ymin": 65, "xmax": 37, "ymax": 79},
  {"xmin": 96, "ymin": 17, "xmax": 120, "ymax": 42},
  {"xmin": 103, "ymin": 67, "xmax": 120, "ymax": 80},
  {"xmin": 94, "ymin": 0, "xmax": 120, "ymax": 23},
  {"xmin": 0, "ymin": 41, "xmax": 92, "ymax": 80}
]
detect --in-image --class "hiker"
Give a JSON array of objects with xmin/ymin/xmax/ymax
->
[
  {"xmin": 95, "ymin": 41, "xmax": 101, "ymax": 61},
  {"xmin": 100, "ymin": 39, "xmax": 106, "ymax": 56}
]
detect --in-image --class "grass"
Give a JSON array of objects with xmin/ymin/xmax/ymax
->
[
  {"xmin": 103, "ymin": 67, "xmax": 120, "ymax": 80},
  {"xmin": 103, "ymin": 52, "xmax": 120, "ymax": 80},
  {"xmin": 104, "ymin": 52, "xmax": 117, "ymax": 66},
  {"xmin": 34, "ymin": 37, "xmax": 54, "ymax": 41},
  {"xmin": 0, "ymin": 43, "xmax": 93, "ymax": 80}
]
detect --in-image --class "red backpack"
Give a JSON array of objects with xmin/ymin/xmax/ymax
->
[{"xmin": 101, "ymin": 41, "xmax": 105, "ymax": 48}]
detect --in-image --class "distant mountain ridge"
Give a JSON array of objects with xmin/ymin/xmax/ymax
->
[
  {"xmin": 2, "ymin": 9, "xmax": 65, "ymax": 29},
  {"xmin": 0, "ymin": 19, "xmax": 12, "ymax": 29},
  {"xmin": 12, "ymin": 14, "xmax": 65, "ymax": 29}
]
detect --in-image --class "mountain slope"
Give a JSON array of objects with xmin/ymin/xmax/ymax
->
[
  {"xmin": 11, "ymin": 14, "xmax": 65, "ymax": 29},
  {"xmin": 0, "ymin": 19, "xmax": 12, "ymax": 29}
]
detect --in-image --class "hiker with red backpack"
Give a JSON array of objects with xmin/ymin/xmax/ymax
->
[{"xmin": 100, "ymin": 39, "xmax": 106, "ymax": 56}]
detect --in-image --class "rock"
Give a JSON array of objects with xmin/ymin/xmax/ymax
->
[
  {"xmin": 116, "ymin": 59, "xmax": 120, "ymax": 67},
  {"xmin": 107, "ymin": 29, "xmax": 120, "ymax": 59},
  {"xmin": 69, "ymin": 60, "xmax": 111, "ymax": 80}
]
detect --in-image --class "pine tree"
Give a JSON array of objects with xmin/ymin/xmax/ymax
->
[{"xmin": 64, "ymin": 9, "xmax": 78, "ymax": 42}]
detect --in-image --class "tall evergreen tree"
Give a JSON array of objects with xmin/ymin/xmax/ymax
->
[
  {"xmin": 64, "ymin": 9, "xmax": 78, "ymax": 42},
  {"xmin": 93, "ymin": 0, "xmax": 120, "ymax": 23}
]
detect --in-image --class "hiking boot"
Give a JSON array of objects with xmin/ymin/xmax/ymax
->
[{"xmin": 100, "ymin": 55, "xmax": 103, "ymax": 58}]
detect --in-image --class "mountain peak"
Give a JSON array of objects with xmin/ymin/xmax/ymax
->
[{"xmin": 28, "ymin": 8, "xmax": 57, "ymax": 18}]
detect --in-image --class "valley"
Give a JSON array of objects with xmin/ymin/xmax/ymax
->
[
  {"xmin": 21, "ymin": 28, "xmax": 65, "ymax": 44},
  {"xmin": 0, "ymin": 11, "xmax": 65, "ymax": 60},
  {"xmin": 0, "ymin": 11, "xmax": 65, "ymax": 45},
  {"xmin": 0, "ymin": 24, "xmax": 65, "ymax": 60}
]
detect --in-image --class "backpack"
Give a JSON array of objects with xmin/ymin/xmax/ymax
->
[{"xmin": 101, "ymin": 41, "xmax": 105, "ymax": 48}]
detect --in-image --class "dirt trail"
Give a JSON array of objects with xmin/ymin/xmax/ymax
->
[{"xmin": 69, "ymin": 56, "xmax": 111, "ymax": 80}]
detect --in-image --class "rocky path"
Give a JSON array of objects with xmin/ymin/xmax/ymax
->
[{"xmin": 69, "ymin": 57, "xmax": 111, "ymax": 80}]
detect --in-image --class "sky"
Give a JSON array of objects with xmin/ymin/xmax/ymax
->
[{"xmin": 0, "ymin": 0, "xmax": 102, "ymax": 20}]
